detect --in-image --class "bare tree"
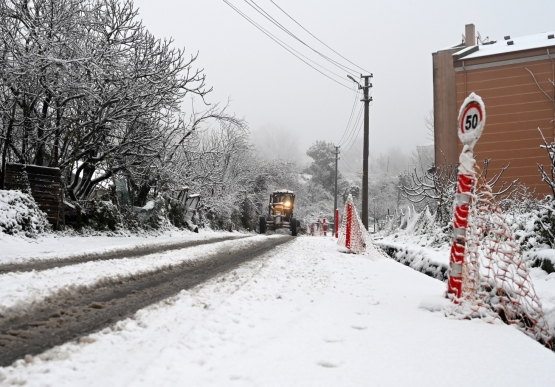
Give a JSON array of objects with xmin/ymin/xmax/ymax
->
[
  {"xmin": 0, "ymin": 0, "xmax": 214, "ymax": 200},
  {"xmin": 524, "ymin": 66, "xmax": 555, "ymax": 195},
  {"xmin": 537, "ymin": 128, "xmax": 555, "ymax": 196},
  {"xmin": 400, "ymin": 159, "xmax": 517, "ymax": 225},
  {"xmin": 424, "ymin": 109, "xmax": 434, "ymax": 142},
  {"xmin": 400, "ymin": 163, "xmax": 458, "ymax": 225}
]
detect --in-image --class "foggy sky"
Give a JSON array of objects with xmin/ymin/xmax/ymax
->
[{"xmin": 133, "ymin": 0, "xmax": 555, "ymax": 168}]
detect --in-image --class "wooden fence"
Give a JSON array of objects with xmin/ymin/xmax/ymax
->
[{"xmin": 4, "ymin": 164, "xmax": 64, "ymax": 229}]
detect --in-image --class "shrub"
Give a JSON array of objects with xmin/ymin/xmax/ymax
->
[{"xmin": 0, "ymin": 190, "xmax": 50, "ymax": 237}]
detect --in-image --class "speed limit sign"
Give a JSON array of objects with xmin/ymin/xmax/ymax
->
[{"xmin": 458, "ymin": 92, "xmax": 486, "ymax": 148}]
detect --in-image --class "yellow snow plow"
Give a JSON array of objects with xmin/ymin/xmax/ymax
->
[{"xmin": 259, "ymin": 189, "xmax": 298, "ymax": 236}]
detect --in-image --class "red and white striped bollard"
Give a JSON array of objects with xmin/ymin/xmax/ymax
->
[
  {"xmin": 346, "ymin": 202, "xmax": 353, "ymax": 250},
  {"xmin": 448, "ymin": 93, "xmax": 486, "ymax": 301}
]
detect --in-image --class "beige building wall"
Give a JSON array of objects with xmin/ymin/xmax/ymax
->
[{"xmin": 454, "ymin": 49, "xmax": 555, "ymax": 196}]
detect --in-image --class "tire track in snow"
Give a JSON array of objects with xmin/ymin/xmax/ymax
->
[
  {"xmin": 0, "ymin": 235, "xmax": 248, "ymax": 274},
  {"xmin": 0, "ymin": 236, "xmax": 294, "ymax": 367}
]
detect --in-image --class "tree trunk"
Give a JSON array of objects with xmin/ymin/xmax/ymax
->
[
  {"xmin": 35, "ymin": 94, "xmax": 52, "ymax": 166},
  {"xmin": 1, "ymin": 103, "xmax": 17, "ymax": 189}
]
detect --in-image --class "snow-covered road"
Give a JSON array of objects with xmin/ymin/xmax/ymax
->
[
  {"xmin": 0, "ymin": 234, "xmax": 267, "ymax": 318},
  {"xmin": 0, "ymin": 229, "xmax": 243, "ymax": 266},
  {"xmin": 1, "ymin": 236, "xmax": 553, "ymax": 386}
]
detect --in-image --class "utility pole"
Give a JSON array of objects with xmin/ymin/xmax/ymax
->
[
  {"xmin": 333, "ymin": 145, "xmax": 339, "ymax": 229},
  {"xmin": 347, "ymin": 74, "xmax": 373, "ymax": 230},
  {"xmin": 373, "ymin": 199, "xmax": 376, "ymax": 233}
]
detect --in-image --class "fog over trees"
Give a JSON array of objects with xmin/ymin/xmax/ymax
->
[
  {"xmin": 0, "ymin": 0, "xmax": 433, "ymax": 231},
  {"xmin": 0, "ymin": 0, "xmax": 239, "ymax": 199}
]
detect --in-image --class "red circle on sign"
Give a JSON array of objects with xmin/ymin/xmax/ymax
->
[{"xmin": 460, "ymin": 102, "xmax": 483, "ymax": 134}]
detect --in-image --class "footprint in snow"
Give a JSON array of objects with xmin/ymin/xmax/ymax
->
[
  {"xmin": 351, "ymin": 325, "xmax": 368, "ymax": 330},
  {"xmin": 317, "ymin": 360, "xmax": 342, "ymax": 368},
  {"xmin": 322, "ymin": 335, "xmax": 345, "ymax": 343}
]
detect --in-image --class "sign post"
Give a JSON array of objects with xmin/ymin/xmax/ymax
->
[{"xmin": 448, "ymin": 92, "xmax": 486, "ymax": 300}]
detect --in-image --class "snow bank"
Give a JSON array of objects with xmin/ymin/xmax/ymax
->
[{"xmin": 0, "ymin": 190, "xmax": 49, "ymax": 238}]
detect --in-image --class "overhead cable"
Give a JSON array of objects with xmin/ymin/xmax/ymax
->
[
  {"xmin": 336, "ymin": 87, "xmax": 360, "ymax": 146},
  {"xmin": 269, "ymin": 0, "xmax": 371, "ymax": 74},
  {"xmin": 222, "ymin": 0, "xmax": 352, "ymax": 89},
  {"xmin": 345, "ymin": 94, "xmax": 372, "ymax": 152},
  {"xmin": 340, "ymin": 157, "xmax": 355, "ymax": 174},
  {"xmin": 345, "ymin": 112, "xmax": 364, "ymax": 153},
  {"xmin": 244, "ymin": 0, "xmax": 359, "ymax": 78},
  {"xmin": 340, "ymin": 101, "xmax": 363, "ymax": 149}
]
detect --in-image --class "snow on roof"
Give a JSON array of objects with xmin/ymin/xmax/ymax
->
[
  {"xmin": 273, "ymin": 189, "xmax": 294, "ymax": 194},
  {"xmin": 452, "ymin": 45, "xmax": 478, "ymax": 59},
  {"xmin": 436, "ymin": 42, "xmax": 465, "ymax": 52},
  {"xmin": 456, "ymin": 31, "xmax": 555, "ymax": 60}
]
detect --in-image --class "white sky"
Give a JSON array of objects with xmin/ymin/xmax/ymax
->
[{"xmin": 133, "ymin": 0, "xmax": 555, "ymax": 163}]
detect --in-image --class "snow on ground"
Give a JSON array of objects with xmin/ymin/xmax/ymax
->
[
  {"xmin": 530, "ymin": 267, "xmax": 555, "ymax": 336},
  {"xmin": 0, "ymin": 234, "xmax": 267, "ymax": 318},
  {"xmin": 1, "ymin": 237, "xmax": 554, "ymax": 386},
  {"xmin": 378, "ymin": 232, "xmax": 555, "ymax": 336},
  {"xmin": 0, "ymin": 229, "xmax": 241, "ymax": 265},
  {"xmin": 378, "ymin": 232, "xmax": 449, "ymax": 266}
]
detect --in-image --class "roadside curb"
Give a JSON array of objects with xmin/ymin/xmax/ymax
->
[{"xmin": 377, "ymin": 242, "xmax": 448, "ymax": 282}]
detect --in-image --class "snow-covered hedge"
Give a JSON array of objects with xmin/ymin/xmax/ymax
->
[
  {"xmin": 0, "ymin": 190, "xmax": 50, "ymax": 237},
  {"xmin": 511, "ymin": 195, "xmax": 555, "ymax": 250},
  {"xmin": 65, "ymin": 195, "xmax": 200, "ymax": 234},
  {"xmin": 380, "ymin": 195, "xmax": 555, "ymax": 274},
  {"xmin": 379, "ymin": 242, "xmax": 448, "ymax": 282}
]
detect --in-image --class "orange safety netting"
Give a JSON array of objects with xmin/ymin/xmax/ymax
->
[
  {"xmin": 446, "ymin": 176, "xmax": 552, "ymax": 348},
  {"xmin": 337, "ymin": 194, "xmax": 389, "ymax": 258}
]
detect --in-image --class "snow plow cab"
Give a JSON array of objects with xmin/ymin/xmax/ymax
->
[{"xmin": 259, "ymin": 189, "xmax": 298, "ymax": 236}]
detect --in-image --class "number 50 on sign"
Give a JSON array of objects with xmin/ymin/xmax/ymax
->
[{"xmin": 458, "ymin": 92, "xmax": 486, "ymax": 148}]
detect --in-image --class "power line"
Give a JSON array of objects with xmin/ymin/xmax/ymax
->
[
  {"xmin": 340, "ymin": 101, "xmax": 363, "ymax": 148},
  {"xmin": 243, "ymin": 0, "xmax": 359, "ymax": 78},
  {"xmin": 224, "ymin": 0, "xmax": 351, "ymax": 86},
  {"xmin": 222, "ymin": 0, "xmax": 352, "ymax": 89},
  {"xmin": 344, "ymin": 101, "xmax": 363, "ymax": 147},
  {"xmin": 341, "ymin": 151, "xmax": 359, "ymax": 170},
  {"xmin": 337, "ymin": 87, "xmax": 360, "ymax": 146},
  {"xmin": 341, "ymin": 79, "xmax": 373, "ymax": 150},
  {"xmin": 338, "ymin": 146, "xmax": 360, "ymax": 174},
  {"xmin": 345, "ymin": 112, "xmax": 364, "ymax": 154},
  {"xmin": 340, "ymin": 157, "xmax": 360, "ymax": 175},
  {"xmin": 269, "ymin": 0, "xmax": 371, "ymax": 74},
  {"xmin": 340, "ymin": 157, "xmax": 354, "ymax": 173}
]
